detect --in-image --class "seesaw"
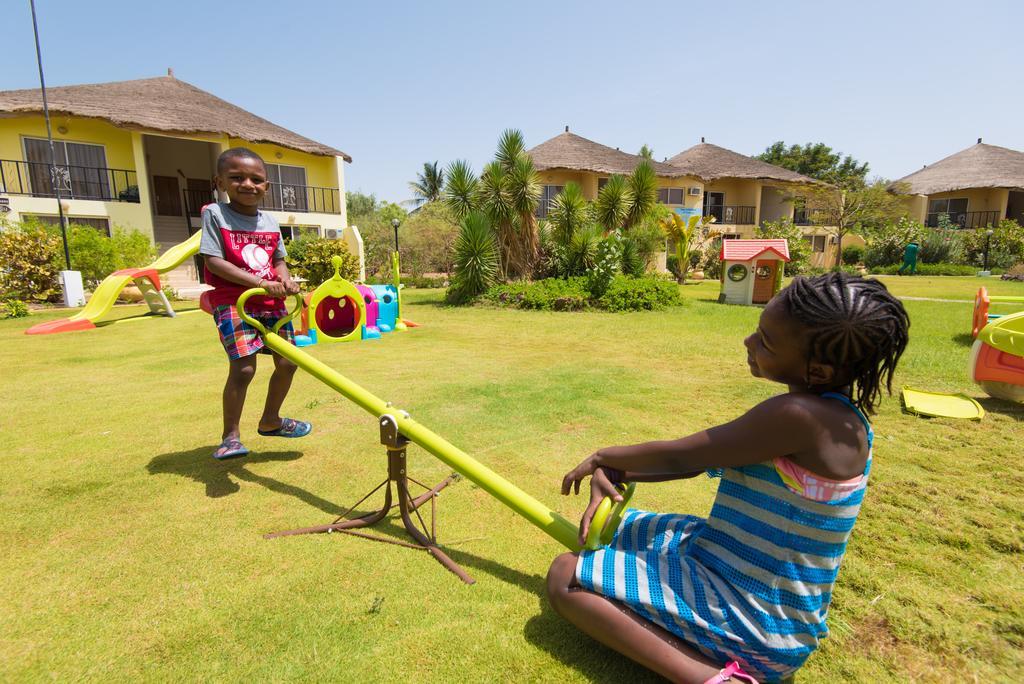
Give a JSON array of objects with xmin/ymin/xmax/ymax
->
[{"xmin": 238, "ymin": 290, "xmax": 635, "ymax": 584}]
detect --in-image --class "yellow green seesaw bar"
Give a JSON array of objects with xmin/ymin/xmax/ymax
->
[{"xmin": 237, "ymin": 289, "xmax": 634, "ymax": 552}]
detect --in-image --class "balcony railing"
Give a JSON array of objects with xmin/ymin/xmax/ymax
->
[
  {"xmin": 793, "ymin": 207, "xmax": 828, "ymax": 225},
  {"xmin": 926, "ymin": 210, "xmax": 1001, "ymax": 229},
  {"xmin": 183, "ymin": 188, "xmax": 217, "ymax": 217},
  {"xmin": 705, "ymin": 205, "xmax": 755, "ymax": 225},
  {"xmin": 261, "ymin": 184, "xmax": 342, "ymax": 214},
  {"xmin": 0, "ymin": 159, "xmax": 138, "ymax": 202}
]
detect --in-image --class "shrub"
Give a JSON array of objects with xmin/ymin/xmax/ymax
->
[
  {"xmin": 396, "ymin": 203, "xmax": 459, "ymax": 276},
  {"xmin": 598, "ymin": 275, "xmax": 681, "ymax": 312},
  {"xmin": 66, "ymin": 225, "xmax": 156, "ymax": 287},
  {"xmin": 403, "ymin": 274, "xmax": 448, "ymax": 288},
  {"xmin": 446, "ymin": 211, "xmax": 499, "ymax": 304},
  {"xmin": 586, "ymin": 230, "xmax": 622, "ymax": 298},
  {"xmin": 286, "ymin": 237, "xmax": 360, "ymax": 284},
  {"xmin": 869, "ymin": 262, "xmax": 977, "ymax": 276},
  {"xmin": 864, "ymin": 217, "xmax": 926, "ymax": 268},
  {"xmin": 841, "ymin": 245, "xmax": 865, "ymax": 264},
  {"xmin": 962, "ymin": 220, "xmax": 1024, "ymax": 270},
  {"xmin": 484, "ymin": 277, "xmax": 589, "ymax": 311},
  {"xmin": 1, "ymin": 298, "xmax": 29, "ymax": 319},
  {"xmin": 0, "ymin": 220, "xmax": 63, "ymax": 301},
  {"xmin": 755, "ymin": 218, "xmax": 811, "ymax": 275},
  {"xmin": 918, "ymin": 228, "xmax": 964, "ymax": 264}
]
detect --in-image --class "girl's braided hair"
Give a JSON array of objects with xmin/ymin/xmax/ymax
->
[{"xmin": 778, "ymin": 272, "xmax": 910, "ymax": 413}]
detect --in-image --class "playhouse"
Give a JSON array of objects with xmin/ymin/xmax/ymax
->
[{"xmin": 718, "ymin": 239, "xmax": 790, "ymax": 305}]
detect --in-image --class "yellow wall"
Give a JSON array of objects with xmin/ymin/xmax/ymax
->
[
  {"xmin": 537, "ymin": 168, "xmax": 702, "ymax": 209},
  {"xmin": 0, "ymin": 115, "xmax": 136, "ymax": 171},
  {"xmin": 926, "ymin": 188, "xmax": 1009, "ymax": 216},
  {"xmin": 226, "ymin": 138, "xmax": 338, "ymax": 190}
]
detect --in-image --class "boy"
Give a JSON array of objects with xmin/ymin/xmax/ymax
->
[{"xmin": 199, "ymin": 147, "xmax": 311, "ymax": 460}]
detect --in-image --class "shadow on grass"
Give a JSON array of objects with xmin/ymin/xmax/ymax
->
[
  {"xmin": 977, "ymin": 396, "xmax": 1024, "ymax": 421},
  {"xmin": 951, "ymin": 332, "xmax": 975, "ymax": 347},
  {"xmin": 146, "ymin": 446, "xmax": 347, "ymax": 515},
  {"xmin": 522, "ymin": 598, "xmax": 663, "ymax": 683}
]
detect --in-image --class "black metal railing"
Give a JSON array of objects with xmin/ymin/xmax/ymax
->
[
  {"xmin": 705, "ymin": 205, "xmax": 755, "ymax": 225},
  {"xmin": 925, "ymin": 210, "xmax": 1001, "ymax": 229},
  {"xmin": 0, "ymin": 159, "xmax": 138, "ymax": 202},
  {"xmin": 260, "ymin": 184, "xmax": 341, "ymax": 214},
  {"xmin": 183, "ymin": 188, "xmax": 216, "ymax": 217},
  {"xmin": 793, "ymin": 207, "xmax": 828, "ymax": 225}
]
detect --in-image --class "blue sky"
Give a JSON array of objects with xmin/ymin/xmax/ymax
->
[{"xmin": 6, "ymin": 0, "xmax": 1023, "ymax": 205}]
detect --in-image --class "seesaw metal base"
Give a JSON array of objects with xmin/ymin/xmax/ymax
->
[{"xmin": 265, "ymin": 415, "xmax": 474, "ymax": 584}]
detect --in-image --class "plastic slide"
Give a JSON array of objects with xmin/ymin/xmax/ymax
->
[
  {"xmin": 26, "ymin": 232, "xmax": 201, "ymax": 335},
  {"xmin": 237, "ymin": 289, "xmax": 631, "ymax": 553}
]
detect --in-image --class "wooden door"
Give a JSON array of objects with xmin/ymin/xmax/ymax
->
[
  {"xmin": 185, "ymin": 178, "xmax": 213, "ymax": 218},
  {"xmin": 752, "ymin": 260, "xmax": 778, "ymax": 304},
  {"xmin": 153, "ymin": 175, "xmax": 182, "ymax": 216}
]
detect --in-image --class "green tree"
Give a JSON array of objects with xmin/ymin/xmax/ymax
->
[
  {"xmin": 802, "ymin": 179, "xmax": 909, "ymax": 267},
  {"xmin": 757, "ymin": 141, "xmax": 869, "ymax": 188},
  {"xmin": 659, "ymin": 212, "xmax": 718, "ymax": 282},
  {"xmin": 442, "ymin": 159, "xmax": 479, "ymax": 222},
  {"xmin": 755, "ymin": 218, "xmax": 811, "ymax": 276},
  {"xmin": 623, "ymin": 161, "xmax": 658, "ymax": 230},
  {"xmin": 408, "ymin": 161, "xmax": 445, "ymax": 208},
  {"xmin": 346, "ymin": 191, "xmax": 378, "ymax": 218},
  {"xmin": 377, "ymin": 201, "xmax": 407, "ymax": 226},
  {"xmin": 638, "ymin": 144, "xmax": 654, "ymax": 159}
]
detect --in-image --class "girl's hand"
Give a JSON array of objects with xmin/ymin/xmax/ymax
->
[
  {"xmin": 578, "ymin": 467, "xmax": 625, "ymax": 545},
  {"xmin": 561, "ymin": 454, "xmax": 600, "ymax": 496}
]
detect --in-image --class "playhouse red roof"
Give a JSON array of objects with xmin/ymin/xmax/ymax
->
[{"xmin": 720, "ymin": 239, "xmax": 790, "ymax": 262}]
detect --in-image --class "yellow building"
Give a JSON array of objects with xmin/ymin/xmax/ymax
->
[
  {"xmin": 0, "ymin": 74, "xmax": 355, "ymax": 291},
  {"xmin": 528, "ymin": 129, "xmax": 848, "ymax": 268},
  {"xmin": 894, "ymin": 139, "xmax": 1024, "ymax": 228}
]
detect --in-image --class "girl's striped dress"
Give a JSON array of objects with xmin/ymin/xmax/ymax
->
[{"xmin": 575, "ymin": 393, "xmax": 872, "ymax": 682}]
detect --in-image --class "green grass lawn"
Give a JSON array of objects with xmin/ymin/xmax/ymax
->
[{"xmin": 2, "ymin": 276, "xmax": 1023, "ymax": 681}]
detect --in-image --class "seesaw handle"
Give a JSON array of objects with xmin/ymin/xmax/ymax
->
[
  {"xmin": 584, "ymin": 483, "xmax": 637, "ymax": 550},
  {"xmin": 235, "ymin": 289, "xmax": 304, "ymax": 335}
]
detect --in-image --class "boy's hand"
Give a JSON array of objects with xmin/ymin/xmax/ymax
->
[
  {"xmin": 280, "ymin": 275, "xmax": 301, "ymax": 295},
  {"xmin": 577, "ymin": 467, "xmax": 624, "ymax": 545},
  {"xmin": 561, "ymin": 454, "xmax": 600, "ymax": 496},
  {"xmin": 261, "ymin": 278, "xmax": 287, "ymax": 298}
]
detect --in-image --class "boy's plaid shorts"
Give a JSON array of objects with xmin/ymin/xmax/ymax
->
[{"xmin": 212, "ymin": 303, "xmax": 295, "ymax": 360}]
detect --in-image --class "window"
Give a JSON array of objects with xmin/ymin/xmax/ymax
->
[
  {"xmin": 721, "ymin": 233, "xmax": 740, "ymax": 241},
  {"xmin": 23, "ymin": 138, "xmax": 110, "ymax": 200},
  {"xmin": 280, "ymin": 224, "xmax": 320, "ymax": 241},
  {"xmin": 26, "ymin": 214, "xmax": 110, "ymax": 236},
  {"xmin": 264, "ymin": 163, "xmax": 308, "ymax": 211},
  {"xmin": 598, "ymin": 177, "xmax": 609, "ymax": 191},
  {"xmin": 802, "ymin": 235, "xmax": 827, "ymax": 253},
  {"xmin": 657, "ymin": 188, "xmax": 684, "ymax": 205},
  {"xmin": 926, "ymin": 197, "xmax": 968, "ymax": 227},
  {"xmin": 703, "ymin": 191, "xmax": 725, "ymax": 221},
  {"xmin": 535, "ymin": 185, "xmax": 564, "ymax": 218}
]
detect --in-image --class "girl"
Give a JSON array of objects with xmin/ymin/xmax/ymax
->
[{"xmin": 547, "ymin": 273, "xmax": 910, "ymax": 683}]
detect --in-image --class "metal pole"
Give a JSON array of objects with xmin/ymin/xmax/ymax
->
[{"xmin": 29, "ymin": 0, "xmax": 70, "ymax": 270}]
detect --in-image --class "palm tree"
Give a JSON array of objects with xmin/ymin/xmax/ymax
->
[
  {"xmin": 494, "ymin": 129, "xmax": 540, "ymax": 278},
  {"xmin": 408, "ymin": 161, "xmax": 445, "ymax": 208},
  {"xmin": 624, "ymin": 161, "xmax": 658, "ymax": 230},
  {"xmin": 443, "ymin": 160, "xmax": 479, "ymax": 222},
  {"xmin": 593, "ymin": 175, "xmax": 631, "ymax": 232}
]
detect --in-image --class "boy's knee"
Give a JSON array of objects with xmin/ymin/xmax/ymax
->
[
  {"xmin": 228, "ymin": 357, "xmax": 258, "ymax": 383},
  {"xmin": 546, "ymin": 552, "xmax": 579, "ymax": 610},
  {"xmin": 274, "ymin": 355, "xmax": 297, "ymax": 373}
]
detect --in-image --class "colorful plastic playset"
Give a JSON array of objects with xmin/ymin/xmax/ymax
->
[{"xmin": 970, "ymin": 287, "xmax": 1024, "ymax": 402}]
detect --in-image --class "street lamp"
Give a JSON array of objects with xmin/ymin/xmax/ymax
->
[
  {"xmin": 391, "ymin": 217, "xmax": 401, "ymax": 252},
  {"xmin": 983, "ymin": 228, "xmax": 994, "ymax": 274}
]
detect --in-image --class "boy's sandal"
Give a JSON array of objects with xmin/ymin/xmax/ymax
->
[
  {"xmin": 257, "ymin": 417, "xmax": 312, "ymax": 438},
  {"xmin": 213, "ymin": 438, "xmax": 249, "ymax": 460},
  {"xmin": 703, "ymin": 661, "xmax": 758, "ymax": 684}
]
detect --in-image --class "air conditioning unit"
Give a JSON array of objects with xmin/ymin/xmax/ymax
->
[
  {"xmin": 325, "ymin": 228, "xmax": 340, "ymax": 239},
  {"xmin": 688, "ymin": 187, "xmax": 701, "ymax": 196}
]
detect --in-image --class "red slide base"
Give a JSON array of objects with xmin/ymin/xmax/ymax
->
[{"xmin": 25, "ymin": 318, "xmax": 97, "ymax": 335}]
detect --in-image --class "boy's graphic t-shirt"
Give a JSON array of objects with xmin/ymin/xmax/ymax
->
[{"xmin": 199, "ymin": 203, "xmax": 288, "ymax": 310}]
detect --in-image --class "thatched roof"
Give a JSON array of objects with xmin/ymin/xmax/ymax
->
[
  {"xmin": 0, "ymin": 75, "xmax": 350, "ymax": 161},
  {"xmin": 667, "ymin": 142, "xmax": 819, "ymax": 184},
  {"xmin": 894, "ymin": 142, "xmax": 1024, "ymax": 195},
  {"xmin": 528, "ymin": 131, "xmax": 688, "ymax": 177}
]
